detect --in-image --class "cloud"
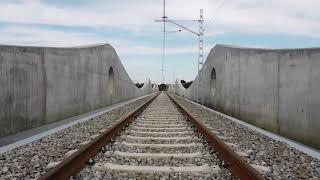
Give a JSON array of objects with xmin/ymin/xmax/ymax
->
[
  {"xmin": 117, "ymin": 45, "xmax": 199, "ymax": 56},
  {"xmin": 1, "ymin": 0, "xmax": 320, "ymax": 84},
  {"xmin": 0, "ymin": 0, "xmax": 159, "ymax": 28},
  {"xmin": 208, "ymin": 0, "xmax": 320, "ymax": 37},
  {"xmin": 0, "ymin": 25, "xmax": 104, "ymax": 47},
  {"xmin": 0, "ymin": 24, "xmax": 207, "ymax": 56},
  {"xmin": 0, "ymin": 0, "xmax": 319, "ymax": 38}
]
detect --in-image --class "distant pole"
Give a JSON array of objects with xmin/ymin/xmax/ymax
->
[
  {"xmin": 161, "ymin": 23, "xmax": 165, "ymax": 84},
  {"xmin": 161, "ymin": 0, "xmax": 167, "ymax": 84},
  {"xmin": 173, "ymin": 71, "xmax": 175, "ymax": 84},
  {"xmin": 163, "ymin": 0, "xmax": 166, "ymax": 18}
]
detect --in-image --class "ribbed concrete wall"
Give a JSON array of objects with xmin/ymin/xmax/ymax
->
[
  {"xmin": 172, "ymin": 44, "xmax": 320, "ymax": 149},
  {"xmin": 0, "ymin": 44, "xmax": 155, "ymax": 137}
]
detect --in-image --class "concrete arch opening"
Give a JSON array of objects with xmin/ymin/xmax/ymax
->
[
  {"xmin": 135, "ymin": 83, "xmax": 144, "ymax": 88},
  {"xmin": 210, "ymin": 67, "xmax": 216, "ymax": 97},
  {"xmin": 108, "ymin": 67, "xmax": 114, "ymax": 96}
]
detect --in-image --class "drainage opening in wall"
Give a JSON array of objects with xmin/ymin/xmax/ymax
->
[
  {"xmin": 108, "ymin": 67, "xmax": 114, "ymax": 95},
  {"xmin": 210, "ymin": 67, "xmax": 216, "ymax": 97}
]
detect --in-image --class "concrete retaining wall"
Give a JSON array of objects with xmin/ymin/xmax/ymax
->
[
  {"xmin": 172, "ymin": 44, "xmax": 320, "ymax": 149},
  {"xmin": 0, "ymin": 44, "xmax": 155, "ymax": 137}
]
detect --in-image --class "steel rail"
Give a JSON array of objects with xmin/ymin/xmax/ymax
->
[
  {"xmin": 41, "ymin": 93, "xmax": 160, "ymax": 180},
  {"xmin": 167, "ymin": 93, "xmax": 264, "ymax": 180}
]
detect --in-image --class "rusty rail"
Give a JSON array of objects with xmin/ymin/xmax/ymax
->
[
  {"xmin": 167, "ymin": 93, "xmax": 264, "ymax": 180},
  {"xmin": 41, "ymin": 93, "xmax": 160, "ymax": 180}
]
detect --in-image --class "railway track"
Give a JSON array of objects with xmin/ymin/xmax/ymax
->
[{"xmin": 42, "ymin": 92, "xmax": 263, "ymax": 180}]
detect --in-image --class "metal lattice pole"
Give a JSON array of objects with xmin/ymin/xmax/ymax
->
[
  {"xmin": 155, "ymin": 1, "xmax": 205, "ymax": 98},
  {"xmin": 197, "ymin": 9, "xmax": 204, "ymax": 104},
  {"xmin": 199, "ymin": 9, "xmax": 204, "ymax": 71},
  {"xmin": 161, "ymin": 0, "xmax": 167, "ymax": 84}
]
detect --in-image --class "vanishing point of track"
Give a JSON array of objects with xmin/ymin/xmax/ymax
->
[{"xmin": 41, "ymin": 92, "xmax": 263, "ymax": 180}]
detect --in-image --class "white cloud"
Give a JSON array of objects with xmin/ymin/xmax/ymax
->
[
  {"xmin": 1, "ymin": 0, "xmax": 320, "ymax": 84},
  {"xmin": 209, "ymin": 0, "xmax": 320, "ymax": 37},
  {"xmin": 0, "ymin": 0, "xmax": 319, "ymax": 37},
  {"xmin": 0, "ymin": 25, "xmax": 104, "ymax": 47},
  {"xmin": 0, "ymin": 0, "xmax": 159, "ymax": 28},
  {"xmin": 116, "ymin": 45, "xmax": 199, "ymax": 55},
  {"xmin": 0, "ymin": 25, "xmax": 203, "ymax": 56}
]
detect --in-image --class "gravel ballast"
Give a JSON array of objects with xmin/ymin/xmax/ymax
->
[
  {"xmin": 171, "ymin": 94, "xmax": 320, "ymax": 180},
  {"xmin": 0, "ymin": 94, "xmax": 155, "ymax": 180},
  {"xmin": 76, "ymin": 93, "xmax": 234, "ymax": 180}
]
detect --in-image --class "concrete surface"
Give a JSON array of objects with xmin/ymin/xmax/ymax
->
[
  {"xmin": 0, "ymin": 44, "xmax": 156, "ymax": 138},
  {"xmin": 171, "ymin": 44, "xmax": 320, "ymax": 149},
  {"xmin": 0, "ymin": 93, "xmax": 155, "ymax": 154},
  {"xmin": 172, "ymin": 93, "xmax": 320, "ymax": 160}
]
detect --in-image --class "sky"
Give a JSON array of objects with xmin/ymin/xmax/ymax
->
[{"xmin": 0, "ymin": 0, "xmax": 320, "ymax": 84}]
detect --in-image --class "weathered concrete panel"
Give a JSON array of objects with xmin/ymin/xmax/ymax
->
[
  {"xmin": 278, "ymin": 50, "xmax": 310, "ymax": 142},
  {"xmin": 0, "ymin": 44, "xmax": 155, "ymax": 137},
  {"xmin": 0, "ymin": 46, "xmax": 46, "ymax": 137},
  {"xmin": 216, "ymin": 47, "xmax": 240, "ymax": 116},
  {"xmin": 308, "ymin": 51, "xmax": 320, "ymax": 147},
  {"xmin": 172, "ymin": 44, "xmax": 320, "ymax": 149},
  {"xmin": 239, "ymin": 50, "xmax": 278, "ymax": 132}
]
